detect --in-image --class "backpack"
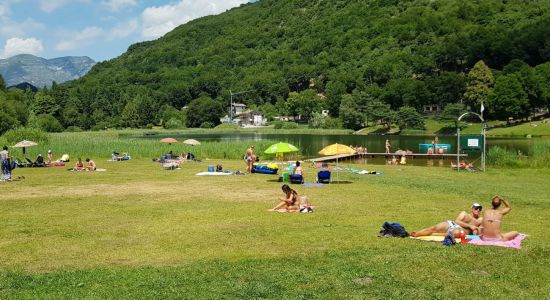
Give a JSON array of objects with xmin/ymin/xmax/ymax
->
[
  {"xmin": 378, "ymin": 222, "xmax": 409, "ymax": 238},
  {"xmin": 216, "ymin": 164, "xmax": 223, "ymax": 172}
]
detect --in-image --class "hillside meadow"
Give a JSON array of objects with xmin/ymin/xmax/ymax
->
[{"xmin": 1, "ymin": 139, "xmax": 549, "ymax": 298}]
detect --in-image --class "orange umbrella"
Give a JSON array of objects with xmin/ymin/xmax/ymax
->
[
  {"xmin": 318, "ymin": 143, "xmax": 356, "ymax": 183},
  {"xmin": 160, "ymin": 138, "xmax": 178, "ymax": 145}
]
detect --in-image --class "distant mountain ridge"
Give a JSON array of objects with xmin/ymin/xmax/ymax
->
[{"xmin": 0, "ymin": 54, "xmax": 95, "ymax": 88}]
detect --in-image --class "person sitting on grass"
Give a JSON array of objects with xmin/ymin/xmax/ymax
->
[
  {"xmin": 269, "ymin": 184, "xmax": 300, "ymax": 212},
  {"xmin": 411, "ymin": 203, "xmax": 483, "ymax": 237},
  {"xmin": 85, "ymin": 158, "xmax": 96, "ymax": 171},
  {"xmin": 73, "ymin": 158, "xmax": 85, "ymax": 171},
  {"xmin": 479, "ymin": 195, "xmax": 519, "ymax": 241}
]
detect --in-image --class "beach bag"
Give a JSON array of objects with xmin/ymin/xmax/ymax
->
[{"xmin": 378, "ymin": 222, "xmax": 409, "ymax": 238}]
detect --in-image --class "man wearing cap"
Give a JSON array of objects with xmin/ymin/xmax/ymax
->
[
  {"xmin": 479, "ymin": 195, "xmax": 519, "ymax": 241},
  {"xmin": 411, "ymin": 203, "xmax": 483, "ymax": 237}
]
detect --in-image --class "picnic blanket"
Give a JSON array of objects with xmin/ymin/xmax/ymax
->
[{"xmin": 468, "ymin": 234, "xmax": 527, "ymax": 249}]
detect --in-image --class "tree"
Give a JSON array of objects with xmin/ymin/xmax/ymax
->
[
  {"xmin": 35, "ymin": 114, "xmax": 64, "ymax": 132},
  {"xmin": 439, "ymin": 103, "xmax": 467, "ymax": 128},
  {"xmin": 32, "ymin": 91, "xmax": 60, "ymax": 116},
  {"xmin": 285, "ymin": 89, "xmax": 324, "ymax": 121},
  {"xmin": 488, "ymin": 74, "xmax": 529, "ymax": 120},
  {"xmin": 339, "ymin": 94, "xmax": 364, "ymax": 130},
  {"xmin": 324, "ymin": 80, "xmax": 346, "ymax": 117},
  {"xmin": 535, "ymin": 62, "xmax": 550, "ymax": 110},
  {"xmin": 396, "ymin": 106, "xmax": 425, "ymax": 130},
  {"xmin": 364, "ymin": 99, "xmax": 393, "ymax": 128},
  {"xmin": 0, "ymin": 74, "xmax": 5, "ymax": 91},
  {"xmin": 0, "ymin": 111, "xmax": 20, "ymax": 135},
  {"xmin": 464, "ymin": 60, "xmax": 494, "ymax": 110},
  {"xmin": 120, "ymin": 100, "xmax": 141, "ymax": 128},
  {"xmin": 185, "ymin": 95, "xmax": 224, "ymax": 128}
]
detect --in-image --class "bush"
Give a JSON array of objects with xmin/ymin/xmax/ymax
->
[
  {"xmin": 65, "ymin": 126, "xmax": 83, "ymax": 132},
  {"xmin": 35, "ymin": 114, "xmax": 64, "ymax": 132},
  {"xmin": 2, "ymin": 127, "xmax": 49, "ymax": 144},
  {"xmin": 282, "ymin": 122, "xmax": 299, "ymax": 129},
  {"xmin": 272, "ymin": 121, "xmax": 284, "ymax": 129},
  {"xmin": 487, "ymin": 146, "xmax": 523, "ymax": 168},
  {"xmin": 200, "ymin": 121, "xmax": 215, "ymax": 128},
  {"xmin": 164, "ymin": 118, "xmax": 184, "ymax": 129},
  {"xmin": 90, "ymin": 121, "xmax": 110, "ymax": 131},
  {"xmin": 215, "ymin": 123, "xmax": 239, "ymax": 129}
]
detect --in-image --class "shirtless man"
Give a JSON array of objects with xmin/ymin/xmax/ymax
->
[
  {"xmin": 480, "ymin": 195, "xmax": 519, "ymax": 241},
  {"xmin": 245, "ymin": 145, "xmax": 255, "ymax": 173},
  {"xmin": 411, "ymin": 203, "xmax": 483, "ymax": 237},
  {"xmin": 85, "ymin": 158, "xmax": 96, "ymax": 171}
]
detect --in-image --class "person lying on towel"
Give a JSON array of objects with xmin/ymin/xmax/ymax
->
[
  {"xmin": 411, "ymin": 203, "xmax": 483, "ymax": 238},
  {"xmin": 479, "ymin": 195, "xmax": 519, "ymax": 242}
]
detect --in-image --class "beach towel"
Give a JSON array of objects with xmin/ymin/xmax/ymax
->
[
  {"xmin": 467, "ymin": 234, "xmax": 527, "ymax": 249},
  {"xmin": 196, "ymin": 171, "xmax": 233, "ymax": 176},
  {"xmin": 410, "ymin": 236, "xmax": 461, "ymax": 243},
  {"xmin": 301, "ymin": 183, "xmax": 324, "ymax": 187}
]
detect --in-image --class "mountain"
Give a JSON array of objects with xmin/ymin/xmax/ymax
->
[
  {"xmin": 53, "ymin": 0, "xmax": 550, "ymax": 129},
  {"xmin": 0, "ymin": 54, "xmax": 95, "ymax": 88}
]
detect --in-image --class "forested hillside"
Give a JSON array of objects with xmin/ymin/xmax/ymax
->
[{"xmin": 2, "ymin": 0, "xmax": 550, "ymax": 132}]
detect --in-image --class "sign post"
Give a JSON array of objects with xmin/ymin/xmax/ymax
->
[{"xmin": 457, "ymin": 112, "xmax": 486, "ymax": 172}]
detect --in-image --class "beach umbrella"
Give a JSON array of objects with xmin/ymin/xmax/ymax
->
[
  {"xmin": 318, "ymin": 143, "xmax": 356, "ymax": 183},
  {"xmin": 12, "ymin": 140, "xmax": 38, "ymax": 155},
  {"xmin": 160, "ymin": 138, "xmax": 178, "ymax": 145},
  {"xmin": 182, "ymin": 139, "xmax": 201, "ymax": 146},
  {"xmin": 264, "ymin": 142, "xmax": 299, "ymax": 160}
]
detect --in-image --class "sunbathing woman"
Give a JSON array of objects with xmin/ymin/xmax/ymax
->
[
  {"xmin": 73, "ymin": 158, "xmax": 85, "ymax": 171},
  {"xmin": 269, "ymin": 184, "xmax": 300, "ymax": 212},
  {"xmin": 479, "ymin": 195, "xmax": 519, "ymax": 241}
]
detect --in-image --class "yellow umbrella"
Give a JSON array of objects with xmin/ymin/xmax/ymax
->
[
  {"xmin": 318, "ymin": 143, "xmax": 356, "ymax": 156},
  {"xmin": 318, "ymin": 143, "xmax": 356, "ymax": 183}
]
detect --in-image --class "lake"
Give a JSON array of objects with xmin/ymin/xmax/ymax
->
[{"xmin": 148, "ymin": 133, "xmax": 539, "ymax": 165}]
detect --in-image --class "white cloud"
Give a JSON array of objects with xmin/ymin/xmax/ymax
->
[
  {"xmin": 0, "ymin": 3, "xmax": 11, "ymax": 19},
  {"xmin": 107, "ymin": 19, "xmax": 138, "ymax": 40},
  {"xmin": 141, "ymin": 0, "xmax": 249, "ymax": 39},
  {"xmin": 40, "ymin": 0, "xmax": 68, "ymax": 13},
  {"xmin": 0, "ymin": 18, "xmax": 45, "ymax": 37},
  {"xmin": 2, "ymin": 37, "xmax": 43, "ymax": 58},
  {"xmin": 102, "ymin": 0, "xmax": 137, "ymax": 12},
  {"xmin": 39, "ymin": 0, "xmax": 90, "ymax": 13},
  {"xmin": 55, "ymin": 26, "xmax": 103, "ymax": 51}
]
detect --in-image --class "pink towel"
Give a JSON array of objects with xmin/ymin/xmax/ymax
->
[{"xmin": 467, "ymin": 234, "xmax": 527, "ymax": 249}]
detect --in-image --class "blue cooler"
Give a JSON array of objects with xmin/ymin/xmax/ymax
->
[{"xmin": 208, "ymin": 165, "xmax": 214, "ymax": 172}]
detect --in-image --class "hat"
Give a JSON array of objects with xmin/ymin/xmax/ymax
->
[
  {"xmin": 472, "ymin": 203, "xmax": 482, "ymax": 209},
  {"xmin": 48, "ymin": 149, "xmax": 52, "ymax": 153}
]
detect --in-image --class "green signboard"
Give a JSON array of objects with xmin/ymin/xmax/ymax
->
[{"xmin": 460, "ymin": 135, "xmax": 484, "ymax": 151}]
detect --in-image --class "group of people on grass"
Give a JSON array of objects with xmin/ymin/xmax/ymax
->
[
  {"xmin": 412, "ymin": 195, "xmax": 519, "ymax": 242},
  {"xmin": 73, "ymin": 157, "xmax": 96, "ymax": 171}
]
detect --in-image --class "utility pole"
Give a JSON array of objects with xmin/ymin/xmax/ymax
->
[{"xmin": 229, "ymin": 90, "xmax": 253, "ymax": 123}]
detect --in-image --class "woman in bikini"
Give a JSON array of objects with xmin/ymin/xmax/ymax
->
[
  {"xmin": 269, "ymin": 184, "xmax": 300, "ymax": 212},
  {"xmin": 479, "ymin": 195, "xmax": 519, "ymax": 241}
]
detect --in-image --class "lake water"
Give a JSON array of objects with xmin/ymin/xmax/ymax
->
[{"xmin": 152, "ymin": 133, "xmax": 538, "ymax": 165}]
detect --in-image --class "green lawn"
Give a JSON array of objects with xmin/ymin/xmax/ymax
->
[{"xmin": 1, "ymin": 158, "xmax": 549, "ymax": 299}]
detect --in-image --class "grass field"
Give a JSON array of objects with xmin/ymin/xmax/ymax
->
[{"xmin": 1, "ymin": 156, "xmax": 549, "ymax": 299}]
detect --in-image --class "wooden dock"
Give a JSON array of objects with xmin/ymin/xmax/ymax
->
[{"xmin": 306, "ymin": 153, "xmax": 468, "ymax": 163}]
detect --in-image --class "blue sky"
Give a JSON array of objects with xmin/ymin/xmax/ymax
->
[{"xmin": 0, "ymin": 0, "xmax": 251, "ymax": 61}]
